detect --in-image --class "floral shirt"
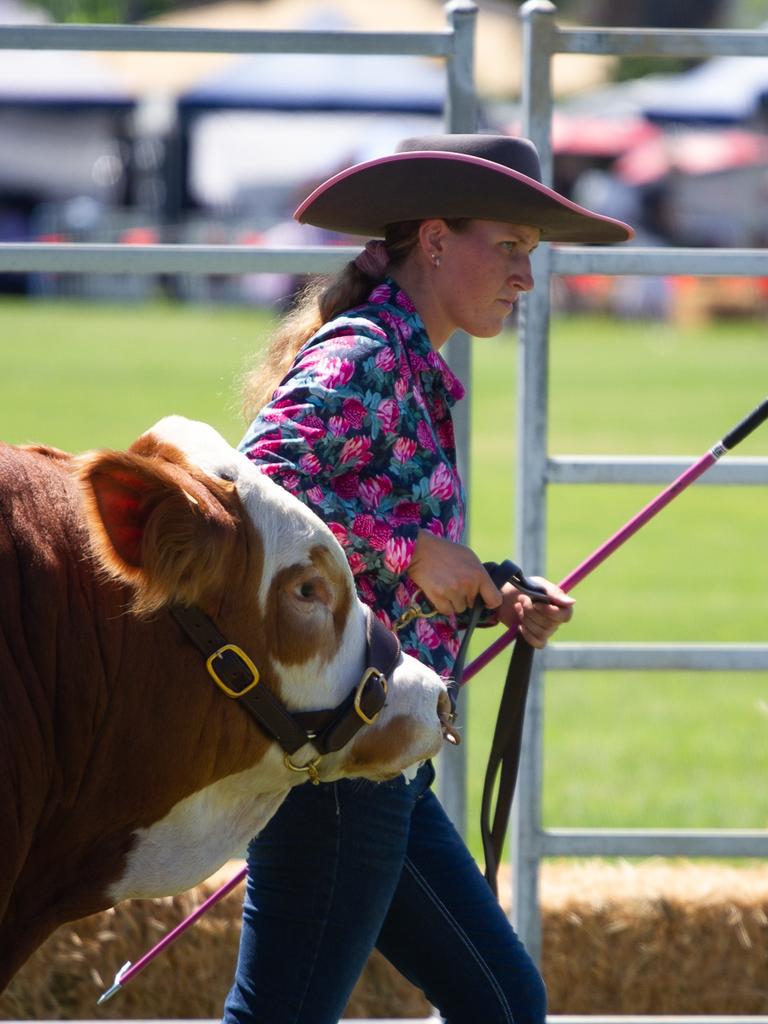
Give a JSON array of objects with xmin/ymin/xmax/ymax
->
[{"xmin": 239, "ymin": 279, "xmax": 466, "ymax": 679}]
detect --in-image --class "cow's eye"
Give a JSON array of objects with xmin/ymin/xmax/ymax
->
[{"xmin": 293, "ymin": 574, "xmax": 332, "ymax": 608}]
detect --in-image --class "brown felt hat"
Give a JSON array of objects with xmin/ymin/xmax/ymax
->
[{"xmin": 294, "ymin": 134, "xmax": 633, "ymax": 244}]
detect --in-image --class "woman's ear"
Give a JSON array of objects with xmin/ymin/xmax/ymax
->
[{"xmin": 417, "ymin": 218, "xmax": 449, "ymax": 262}]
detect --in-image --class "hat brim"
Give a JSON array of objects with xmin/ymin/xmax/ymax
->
[{"xmin": 294, "ymin": 151, "xmax": 633, "ymax": 244}]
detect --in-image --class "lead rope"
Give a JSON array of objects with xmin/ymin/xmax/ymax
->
[
  {"xmin": 479, "ymin": 634, "xmax": 535, "ymax": 895},
  {"xmin": 449, "ymin": 560, "xmax": 548, "ymax": 898}
]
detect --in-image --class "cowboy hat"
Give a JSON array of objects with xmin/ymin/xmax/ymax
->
[{"xmin": 294, "ymin": 133, "xmax": 633, "ymax": 244}]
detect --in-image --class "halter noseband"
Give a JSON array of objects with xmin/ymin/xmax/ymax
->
[{"xmin": 170, "ymin": 604, "xmax": 399, "ymax": 784}]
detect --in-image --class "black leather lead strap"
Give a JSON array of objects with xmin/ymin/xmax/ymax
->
[
  {"xmin": 447, "ymin": 559, "xmax": 544, "ymax": 715},
  {"xmin": 446, "ymin": 600, "xmax": 484, "ymax": 715},
  {"xmin": 479, "ymin": 559, "xmax": 550, "ymax": 895},
  {"xmin": 480, "ymin": 635, "xmax": 535, "ymax": 896},
  {"xmin": 446, "ymin": 560, "xmax": 549, "ymax": 899}
]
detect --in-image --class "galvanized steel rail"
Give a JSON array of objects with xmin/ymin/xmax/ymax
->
[
  {"xmin": 551, "ymin": 246, "xmax": 768, "ymax": 276},
  {"xmin": 513, "ymin": 0, "xmax": 768, "ymax": 967},
  {"xmin": 556, "ymin": 25, "xmax": 768, "ymax": 58},
  {"xmin": 543, "ymin": 643, "xmax": 768, "ymax": 672},
  {"xmin": 0, "ymin": 243, "xmax": 358, "ymax": 275},
  {"xmin": 4, "ymin": 242, "xmax": 768, "ymax": 278},
  {"xmin": 547, "ymin": 455, "xmax": 768, "ymax": 485},
  {"xmin": 0, "ymin": 23, "xmax": 458, "ymax": 55}
]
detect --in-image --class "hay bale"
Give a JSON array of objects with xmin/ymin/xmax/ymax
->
[
  {"xmin": 0, "ymin": 864, "xmax": 427, "ymax": 1020},
  {"xmin": 540, "ymin": 859, "xmax": 768, "ymax": 1015},
  {"xmin": 0, "ymin": 866, "xmax": 243, "ymax": 1020},
  {"xmin": 3, "ymin": 860, "xmax": 768, "ymax": 1019}
]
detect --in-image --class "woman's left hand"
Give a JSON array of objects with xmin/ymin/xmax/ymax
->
[{"xmin": 496, "ymin": 577, "xmax": 574, "ymax": 649}]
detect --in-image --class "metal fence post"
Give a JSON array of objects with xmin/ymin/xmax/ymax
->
[
  {"xmin": 520, "ymin": 0, "xmax": 556, "ymax": 181},
  {"xmin": 509, "ymin": 0, "xmax": 768, "ymax": 973},
  {"xmin": 510, "ymin": 0, "xmax": 557, "ymax": 964},
  {"xmin": 445, "ymin": 0, "xmax": 478, "ymax": 134},
  {"xmin": 437, "ymin": 0, "xmax": 478, "ymax": 838},
  {"xmin": 509, "ymin": 243, "xmax": 552, "ymax": 965}
]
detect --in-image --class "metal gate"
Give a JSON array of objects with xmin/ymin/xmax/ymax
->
[{"xmin": 512, "ymin": 0, "xmax": 768, "ymax": 965}]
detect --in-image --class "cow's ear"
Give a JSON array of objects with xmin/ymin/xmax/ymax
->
[{"xmin": 76, "ymin": 443, "xmax": 239, "ymax": 615}]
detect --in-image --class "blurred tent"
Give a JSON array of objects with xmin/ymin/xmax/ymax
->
[
  {"xmin": 95, "ymin": 0, "xmax": 616, "ymax": 219},
  {"xmin": 0, "ymin": 0, "xmax": 134, "ymax": 202},
  {"xmin": 178, "ymin": 50, "xmax": 446, "ymax": 114},
  {"xmin": 549, "ymin": 112, "xmax": 768, "ymax": 247},
  {"xmin": 0, "ymin": 0, "xmax": 133, "ymax": 112},
  {"xmin": 0, "ymin": 0, "xmax": 141, "ymax": 296},
  {"xmin": 99, "ymin": 0, "xmax": 615, "ymax": 102},
  {"xmin": 615, "ymin": 127, "xmax": 768, "ymax": 247},
  {"xmin": 639, "ymin": 54, "xmax": 768, "ymax": 126},
  {"xmin": 550, "ymin": 112, "xmax": 661, "ymax": 158},
  {"xmin": 156, "ymin": 4, "xmax": 448, "ymax": 216},
  {"xmin": 614, "ymin": 128, "xmax": 768, "ymax": 185},
  {"xmin": 175, "ymin": 24, "xmax": 448, "ymax": 211},
  {"xmin": 0, "ymin": 45, "xmax": 133, "ymax": 112},
  {"xmin": 182, "ymin": 108, "xmax": 446, "ymax": 211}
]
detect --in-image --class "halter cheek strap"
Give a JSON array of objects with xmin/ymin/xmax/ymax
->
[{"xmin": 170, "ymin": 604, "xmax": 400, "ymax": 779}]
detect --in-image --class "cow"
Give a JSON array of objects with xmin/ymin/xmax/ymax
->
[{"xmin": 0, "ymin": 415, "xmax": 451, "ymax": 989}]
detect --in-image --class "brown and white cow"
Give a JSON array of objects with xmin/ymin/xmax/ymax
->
[{"xmin": 0, "ymin": 415, "xmax": 450, "ymax": 989}]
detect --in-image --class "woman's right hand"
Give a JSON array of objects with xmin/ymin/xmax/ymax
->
[{"xmin": 405, "ymin": 530, "xmax": 503, "ymax": 618}]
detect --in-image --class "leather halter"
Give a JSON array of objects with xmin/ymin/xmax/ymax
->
[{"xmin": 170, "ymin": 603, "xmax": 400, "ymax": 783}]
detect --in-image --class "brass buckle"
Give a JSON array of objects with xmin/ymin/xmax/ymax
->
[
  {"xmin": 284, "ymin": 753, "xmax": 322, "ymax": 785},
  {"xmin": 354, "ymin": 668, "xmax": 387, "ymax": 726},
  {"xmin": 206, "ymin": 644, "xmax": 260, "ymax": 698}
]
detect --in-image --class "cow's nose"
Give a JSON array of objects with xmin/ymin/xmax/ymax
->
[{"xmin": 437, "ymin": 688, "xmax": 461, "ymax": 746}]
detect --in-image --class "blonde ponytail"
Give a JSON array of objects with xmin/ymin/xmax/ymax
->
[{"xmin": 240, "ymin": 220, "xmax": 437, "ymax": 424}]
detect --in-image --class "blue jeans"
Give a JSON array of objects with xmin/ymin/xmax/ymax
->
[{"xmin": 223, "ymin": 762, "xmax": 545, "ymax": 1024}]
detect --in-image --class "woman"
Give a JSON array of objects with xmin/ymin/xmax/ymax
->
[{"xmin": 225, "ymin": 134, "xmax": 632, "ymax": 1024}]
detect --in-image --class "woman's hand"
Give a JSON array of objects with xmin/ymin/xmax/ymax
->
[
  {"xmin": 496, "ymin": 577, "xmax": 574, "ymax": 649},
  {"xmin": 406, "ymin": 530, "xmax": 503, "ymax": 617},
  {"xmin": 406, "ymin": 532, "xmax": 574, "ymax": 649}
]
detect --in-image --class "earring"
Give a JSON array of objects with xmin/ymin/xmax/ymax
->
[{"xmin": 431, "ymin": 253, "xmax": 441, "ymax": 268}]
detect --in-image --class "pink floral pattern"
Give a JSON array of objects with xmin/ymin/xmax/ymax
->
[{"xmin": 240, "ymin": 280, "xmax": 466, "ymax": 678}]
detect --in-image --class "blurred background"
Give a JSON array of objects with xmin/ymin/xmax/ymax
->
[{"xmin": 1, "ymin": 0, "xmax": 766, "ymax": 318}]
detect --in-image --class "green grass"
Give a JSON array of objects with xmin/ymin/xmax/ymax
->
[
  {"xmin": 465, "ymin": 316, "xmax": 767, "ymax": 855},
  {"xmin": 2, "ymin": 298, "xmax": 267, "ymax": 450},
  {"xmin": 2, "ymin": 299, "xmax": 766, "ymax": 859}
]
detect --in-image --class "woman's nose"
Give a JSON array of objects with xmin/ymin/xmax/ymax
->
[{"xmin": 510, "ymin": 255, "xmax": 535, "ymax": 293}]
